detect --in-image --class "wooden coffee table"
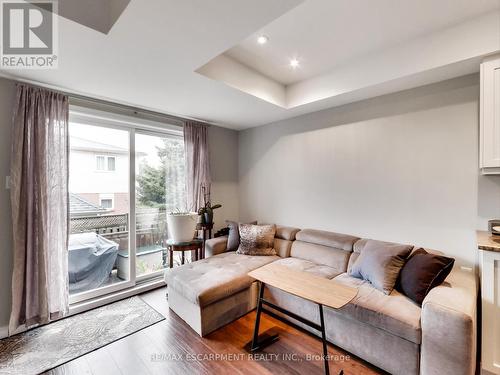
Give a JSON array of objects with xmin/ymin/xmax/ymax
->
[{"xmin": 246, "ymin": 263, "xmax": 357, "ymax": 375}]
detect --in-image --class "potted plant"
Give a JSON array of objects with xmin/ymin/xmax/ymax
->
[
  {"xmin": 197, "ymin": 185, "xmax": 222, "ymax": 225},
  {"xmin": 166, "ymin": 210, "xmax": 198, "ymax": 242}
]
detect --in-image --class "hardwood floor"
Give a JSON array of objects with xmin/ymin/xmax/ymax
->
[{"xmin": 45, "ymin": 287, "xmax": 384, "ymax": 375}]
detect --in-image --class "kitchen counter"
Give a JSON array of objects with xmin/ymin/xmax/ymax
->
[{"xmin": 477, "ymin": 230, "xmax": 500, "ymax": 252}]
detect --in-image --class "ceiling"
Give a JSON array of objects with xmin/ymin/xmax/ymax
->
[
  {"xmin": 225, "ymin": 0, "xmax": 500, "ymax": 85},
  {"xmin": 2, "ymin": 0, "xmax": 500, "ymax": 129},
  {"xmin": 38, "ymin": 0, "xmax": 131, "ymax": 34}
]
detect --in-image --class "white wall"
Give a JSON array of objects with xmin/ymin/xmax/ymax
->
[
  {"xmin": 208, "ymin": 124, "xmax": 240, "ymax": 230},
  {"xmin": 239, "ymin": 74, "xmax": 500, "ymax": 266}
]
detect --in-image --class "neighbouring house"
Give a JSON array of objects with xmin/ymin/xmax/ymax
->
[{"xmin": 69, "ymin": 136, "xmax": 144, "ymax": 215}]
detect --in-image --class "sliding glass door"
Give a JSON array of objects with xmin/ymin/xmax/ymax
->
[
  {"xmin": 67, "ymin": 107, "xmax": 185, "ymax": 304},
  {"xmin": 135, "ymin": 132, "xmax": 186, "ymax": 280}
]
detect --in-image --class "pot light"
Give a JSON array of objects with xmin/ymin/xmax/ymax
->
[
  {"xmin": 257, "ymin": 35, "xmax": 269, "ymax": 45},
  {"xmin": 290, "ymin": 58, "xmax": 300, "ymax": 68}
]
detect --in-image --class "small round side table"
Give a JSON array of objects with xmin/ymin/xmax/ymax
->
[
  {"xmin": 196, "ymin": 222, "xmax": 214, "ymax": 259},
  {"xmin": 166, "ymin": 238, "xmax": 203, "ymax": 268}
]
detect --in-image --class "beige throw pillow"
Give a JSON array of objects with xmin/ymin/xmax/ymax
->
[
  {"xmin": 236, "ymin": 224, "xmax": 276, "ymax": 256},
  {"xmin": 349, "ymin": 239, "xmax": 413, "ymax": 294}
]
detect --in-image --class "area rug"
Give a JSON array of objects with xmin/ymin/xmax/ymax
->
[{"xmin": 0, "ymin": 296, "xmax": 165, "ymax": 375}]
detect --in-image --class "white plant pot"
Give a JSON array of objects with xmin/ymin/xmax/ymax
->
[{"xmin": 167, "ymin": 212, "xmax": 198, "ymax": 242}]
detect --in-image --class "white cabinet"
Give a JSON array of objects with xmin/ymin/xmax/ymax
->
[
  {"xmin": 481, "ymin": 56, "xmax": 500, "ymax": 175},
  {"xmin": 480, "ymin": 249, "xmax": 500, "ymax": 374}
]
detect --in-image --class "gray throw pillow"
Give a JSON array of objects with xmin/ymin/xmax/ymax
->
[
  {"xmin": 226, "ymin": 220, "xmax": 257, "ymax": 251},
  {"xmin": 349, "ymin": 239, "xmax": 413, "ymax": 294},
  {"xmin": 237, "ymin": 224, "xmax": 276, "ymax": 256}
]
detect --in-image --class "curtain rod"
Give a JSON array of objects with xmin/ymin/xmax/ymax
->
[
  {"xmin": 68, "ymin": 92, "xmax": 189, "ymax": 127},
  {"xmin": 9, "ymin": 76, "xmax": 212, "ymax": 127}
]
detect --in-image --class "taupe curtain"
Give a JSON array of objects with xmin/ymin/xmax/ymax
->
[
  {"xmin": 184, "ymin": 121, "xmax": 211, "ymax": 211},
  {"xmin": 9, "ymin": 84, "xmax": 69, "ymax": 334}
]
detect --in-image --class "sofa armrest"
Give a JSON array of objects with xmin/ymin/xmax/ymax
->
[
  {"xmin": 205, "ymin": 236, "xmax": 229, "ymax": 257},
  {"xmin": 420, "ymin": 269, "xmax": 478, "ymax": 375}
]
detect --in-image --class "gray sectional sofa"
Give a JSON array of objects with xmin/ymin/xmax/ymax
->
[{"xmin": 165, "ymin": 226, "xmax": 477, "ymax": 375}]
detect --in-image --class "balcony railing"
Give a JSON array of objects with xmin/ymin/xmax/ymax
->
[
  {"xmin": 69, "ymin": 208, "xmax": 171, "ymax": 293},
  {"xmin": 70, "ymin": 213, "xmax": 129, "ymax": 234},
  {"xmin": 70, "ymin": 208, "xmax": 168, "ymax": 252}
]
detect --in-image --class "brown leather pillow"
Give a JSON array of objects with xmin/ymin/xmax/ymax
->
[{"xmin": 397, "ymin": 248, "xmax": 455, "ymax": 305}]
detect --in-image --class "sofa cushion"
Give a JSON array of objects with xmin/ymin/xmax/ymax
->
[
  {"xmin": 263, "ymin": 258, "xmax": 342, "ymax": 328},
  {"xmin": 296, "ymin": 229, "xmax": 359, "ymax": 251},
  {"xmin": 271, "ymin": 257, "xmax": 342, "ymax": 279},
  {"xmin": 205, "ymin": 235, "xmax": 228, "ymax": 257},
  {"xmin": 274, "ymin": 238, "xmax": 294, "ymax": 258},
  {"xmin": 290, "ymin": 241, "xmax": 352, "ymax": 273},
  {"xmin": 290, "ymin": 229, "xmax": 359, "ymax": 273},
  {"xmin": 275, "ymin": 225, "xmax": 301, "ymax": 241},
  {"xmin": 166, "ymin": 252, "xmax": 279, "ymax": 307},
  {"xmin": 333, "ymin": 273, "xmax": 422, "ymax": 344}
]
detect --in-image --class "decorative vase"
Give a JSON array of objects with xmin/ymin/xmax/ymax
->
[
  {"xmin": 167, "ymin": 212, "xmax": 198, "ymax": 242},
  {"xmin": 203, "ymin": 211, "xmax": 213, "ymax": 225}
]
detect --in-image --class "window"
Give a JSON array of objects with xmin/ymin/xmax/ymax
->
[
  {"xmin": 96, "ymin": 155, "xmax": 105, "ymax": 170},
  {"xmin": 100, "ymin": 198, "xmax": 113, "ymax": 209},
  {"xmin": 107, "ymin": 156, "xmax": 116, "ymax": 171},
  {"xmin": 96, "ymin": 155, "xmax": 116, "ymax": 171},
  {"xmin": 98, "ymin": 193, "xmax": 114, "ymax": 210}
]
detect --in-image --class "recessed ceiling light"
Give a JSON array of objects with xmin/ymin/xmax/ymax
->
[
  {"xmin": 290, "ymin": 58, "xmax": 300, "ymax": 68},
  {"xmin": 257, "ymin": 35, "xmax": 269, "ymax": 45}
]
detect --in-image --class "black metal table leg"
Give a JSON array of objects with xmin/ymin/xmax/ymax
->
[
  {"xmin": 319, "ymin": 304, "xmax": 330, "ymax": 375},
  {"xmin": 244, "ymin": 279, "xmax": 342, "ymax": 374},
  {"xmin": 255, "ymin": 300, "xmax": 337, "ymax": 375},
  {"xmin": 251, "ymin": 281, "xmax": 265, "ymax": 350},
  {"xmin": 244, "ymin": 282, "xmax": 280, "ymax": 352}
]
